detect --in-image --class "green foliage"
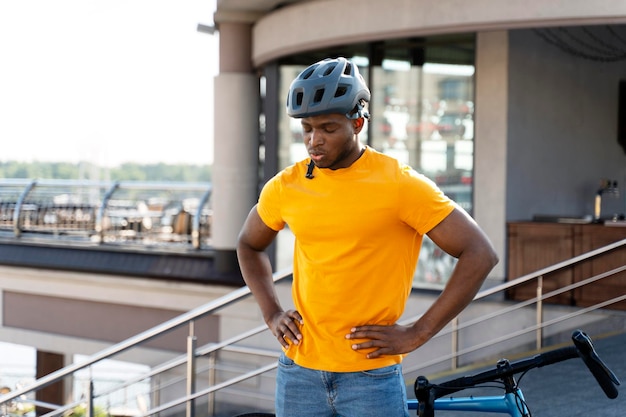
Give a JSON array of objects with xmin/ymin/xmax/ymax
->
[
  {"xmin": 0, "ymin": 161, "xmax": 212, "ymax": 182},
  {"xmin": 67, "ymin": 404, "xmax": 109, "ymax": 417}
]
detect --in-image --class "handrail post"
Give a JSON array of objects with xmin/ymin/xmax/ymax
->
[
  {"xmin": 186, "ymin": 321, "xmax": 197, "ymax": 417},
  {"xmin": 87, "ymin": 379, "xmax": 94, "ymax": 417},
  {"xmin": 95, "ymin": 181, "xmax": 120, "ymax": 243},
  {"xmin": 207, "ymin": 352, "xmax": 216, "ymax": 416},
  {"xmin": 192, "ymin": 187, "xmax": 212, "ymax": 249},
  {"xmin": 152, "ymin": 374, "xmax": 161, "ymax": 417},
  {"xmin": 13, "ymin": 179, "xmax": 37, "ymax": 237},
  {"xmin": 536, "ymin": 275, "xmax": 543, "ymax": 350},
  {"xmin": 451, "ymin": 316, "xmax": 459, "ymax": 370}
]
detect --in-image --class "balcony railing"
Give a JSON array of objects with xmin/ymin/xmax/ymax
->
[{"xmin": 0, "ymin": 179, "xmax": 212, "ymax": 249}]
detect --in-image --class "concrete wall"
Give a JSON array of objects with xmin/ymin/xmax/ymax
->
[
  {"xmin": 0, "ymin": 266, "xmax": 242, "ymax": 365},
  {"xmin": 507, "ymin": 29, "xmax": 626, "ymax": 221}
]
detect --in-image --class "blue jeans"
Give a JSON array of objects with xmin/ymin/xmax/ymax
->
[{"xmin": 275, "ymin": 353, "xmax": 409, "ymax": 417}]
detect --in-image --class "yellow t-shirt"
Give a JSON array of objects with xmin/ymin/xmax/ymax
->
[{"xmin": 257, "ymin": 147, "xmax": 455, "ymax": 372}]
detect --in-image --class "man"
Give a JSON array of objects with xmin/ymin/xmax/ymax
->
[{"xmin": 236, "ymin": 57, "xmax": 498, "ymax": 417}]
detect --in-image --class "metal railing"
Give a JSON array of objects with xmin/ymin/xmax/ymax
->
[
  {"xmin": 0, "ymin": 239, "xmax": 624, "ymax": 417},
  {"xmin": 0, "ymin": 267, "xmax": 291, "ymax": 417},
  {"xmin": 0, "ymin": 179, "xmax": 212, "ymax": 249}
]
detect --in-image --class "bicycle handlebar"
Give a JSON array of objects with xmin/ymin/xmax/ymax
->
[
  {"xmin": 572, "ymin": 330, "xmax": 620, "ymax": 399},
  {"xmin": 415, "ymin": 330, "xmax": 620, "ymax": 414}
]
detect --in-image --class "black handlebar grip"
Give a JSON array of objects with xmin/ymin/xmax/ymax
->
[
  {"xmin": 572, "ymin": 330, "xmax": 620, "ymax": 399},
  {"xmin": 534, "ymin": 346, "xmax": 578, "ymax": 367},
  {"xmin": 414, "ymin": 376, "xmax": 435, "ymax": 417}
]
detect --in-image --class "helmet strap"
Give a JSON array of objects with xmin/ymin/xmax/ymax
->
[{"xmin": 346, "ymin": 101, "xmax": 370, "ymax": 120}]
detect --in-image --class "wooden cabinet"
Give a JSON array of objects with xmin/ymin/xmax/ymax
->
[
  {"xmin": 574, "ymin": 225, "xmax": 626, "ymax": 310},
  {"xmin": 507, "ymin": 222, "xmax": 626, "ymax": 310},
  {"xmin": 507, "ymin": 222, "xmax": 578, "ymax": 305}
]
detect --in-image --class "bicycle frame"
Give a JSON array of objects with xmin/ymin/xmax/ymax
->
[{"xmin": 407, "ymin": 391, "xmax": 530, "ymax": 417}]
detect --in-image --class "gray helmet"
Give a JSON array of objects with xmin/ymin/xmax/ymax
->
[{"xmin": 286, "ymin": 57, "xmax": 370, "ymax": 119}]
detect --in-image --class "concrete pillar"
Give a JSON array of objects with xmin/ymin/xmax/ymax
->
[
  {"xmin": 212, "ymin": 21, "xmax": 258, "ymax": 274},
  {"xmin": 474, "ymin": 31, "xmax": 509, "ymax": 280}
]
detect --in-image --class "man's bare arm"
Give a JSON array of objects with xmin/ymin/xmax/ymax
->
[
  {"xmin": 410, "ymin": 207, "xmax": 499, "ymax": 345},
  {"xmin": 347, "ymin": 207, "xmax": 498, "ymax": 357},
  {"xmin": 237, "ymin": 205, "xmax": 302, "ymax": 348}
]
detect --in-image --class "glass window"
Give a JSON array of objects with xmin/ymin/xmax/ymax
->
[
  {"xmin": 278, "ymin": 65, "xmax": 308, "ymax": 171},
  {"xmin": 273, "ymin": 36, "xmax": 475, "ymax": 289}
]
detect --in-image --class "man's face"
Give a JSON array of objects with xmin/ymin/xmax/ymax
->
[{"xmin": 301, "ymin": 113, "xmax": 364, "ymax": 170}]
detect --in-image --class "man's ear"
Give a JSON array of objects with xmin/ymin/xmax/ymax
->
[{"xmin": 352, "ymin": 117, "xmax": 365, "ymax": 134}]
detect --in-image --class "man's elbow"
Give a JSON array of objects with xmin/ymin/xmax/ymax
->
[{"xmin": 482, "ymin": 241, "xmax": 499, "ymax": 271}]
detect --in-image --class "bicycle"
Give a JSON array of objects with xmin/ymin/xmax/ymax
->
[
  {"xmin": 413, "ymin": 329, "xmax": 619, "ymax": 416},
  {"xmin": 233, "ymin": 329, "xmax": 620, "ymax": 417}
]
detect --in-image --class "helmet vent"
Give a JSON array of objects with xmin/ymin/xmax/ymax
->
[
  {"xmin": 334, "ymin": 86, "xmax": 347, "ymax": 98},
  {"xmin": 301, "ymin": 67, "xmax": 315, "ymax": 80},
  {"xmin": 313, "ymin": 88, "xmax": 325, "ymax": 103},
  {"xmin": 295, "ymin": 92, "xmax": 303, "ymax": 106},
  {"xmin": 344, "ymin": 62, "xmax": 352, "ymax": 75},
  {"xmin": 323, "ymin": 63, "xmax": 336, "ymax": 76}
]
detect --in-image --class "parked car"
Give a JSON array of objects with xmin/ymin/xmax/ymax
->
[{"xmin": 436, "ymin": 112, "xmax": 468, "ymax": 138}]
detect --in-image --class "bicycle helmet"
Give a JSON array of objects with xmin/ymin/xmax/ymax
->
[{"xmin": 286, "ymin": 57, "xmax": 370, "ymax": 119}]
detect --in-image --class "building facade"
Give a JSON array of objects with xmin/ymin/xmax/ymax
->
[{"xmin": 212, "ymin": 0, "xmax": 626, "ymax": 284}]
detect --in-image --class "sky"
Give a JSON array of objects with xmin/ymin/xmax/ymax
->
[{"xmin": 0, "ymin": 0, "xmax": 218, "ymax": 167}]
